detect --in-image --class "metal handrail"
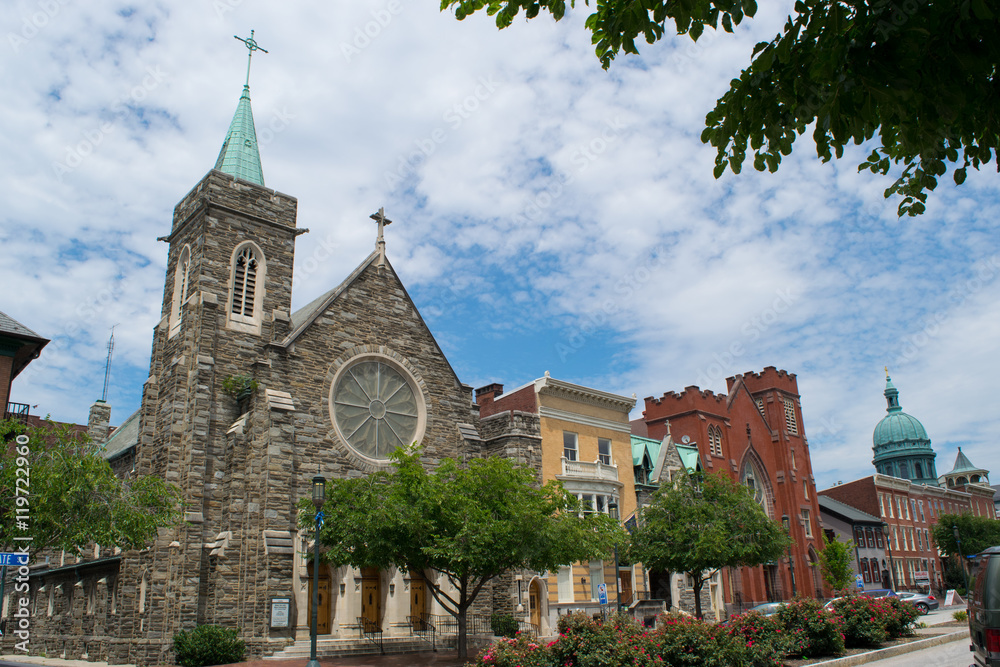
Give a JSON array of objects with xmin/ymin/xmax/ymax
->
[
  {"xmin": 5, "ymin": 402, "xmax": 29, "ymax": 424},
  {"xmin": 407, "ymin": 615, "xmax": 436, "ymax": 651},
  {"xmin": 356, "ymin": 616, "xmax": 384, "ymax": 654}
]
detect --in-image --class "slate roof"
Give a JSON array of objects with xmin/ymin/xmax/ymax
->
[
  {"xmin": 102, "ymin": 409, "xmax": 140, "ymax": 461},
  {"xmin": 0, "ymin": 311, "xmax": 45, "ymax": 340},
  {"xmin": 818, "ymin": 494, "xmax": 883, "ymax": 524}
]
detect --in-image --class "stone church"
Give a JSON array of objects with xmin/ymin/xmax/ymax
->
[{"xmin": 3, "ymin": 48, "xmax": 537, "ymax": 665}]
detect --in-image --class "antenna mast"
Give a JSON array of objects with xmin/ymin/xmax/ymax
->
[{"xmin": 102, "ymin": 325, "xmax": 117, "ymax": 402}]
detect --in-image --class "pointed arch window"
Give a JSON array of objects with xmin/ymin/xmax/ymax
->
[
  {"xmin": 740, "ymin": 456, "xmax": 773, "ymax": 518},
  {"xmin": 168, "ymin": 246, "xmax": 191, "ymax": 338},
  {"xmin": 228, "ymin": 242, "xmax": 266, "ymax": 334},
  {"xmin": 232, "ymin": 245, "xmax": 258, "ymax": 317},
  {"xmin": 708, "ymin": 425, "xmax": 723, "ymax": 457}
]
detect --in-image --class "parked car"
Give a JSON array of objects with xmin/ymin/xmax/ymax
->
[
  {"xmin": 969, "ymin": 545, "xmax": 1000, "ymax": 667},
  {"xmin": 823, "ymin": 589, "xmax": 899, "ymax": 611},
  {"xmin": 746, "ymin": 602, "xmax": 784, "ymax": 616},
  {"xmin": 896, "ymin": 591, "xmax": 939, "ymax": 614}
]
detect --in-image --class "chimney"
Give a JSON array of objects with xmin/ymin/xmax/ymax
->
[
  {"xmin": 474, "ymin": 383, "xmax": 504, "ymax": 408},
  {"xmin": 88, "ymin": 400, "xmax": 112, "ymax": 445}
]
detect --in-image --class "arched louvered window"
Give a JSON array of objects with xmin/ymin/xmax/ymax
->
[
  {"xmin": 228, "ymin": 242, "xmax": 265, "ymax": 334},
  {"xmin": 168, "ymin": 245, "xmax": 191, "ymax": 338},
  {"xmin": 232, "ymin": 245, "xmax": 258, "ymax": 317}
]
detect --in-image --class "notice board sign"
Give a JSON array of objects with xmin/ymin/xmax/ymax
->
[{"xmin": 270, "ymin": 597, "xmax": 291, "ymax": 628}]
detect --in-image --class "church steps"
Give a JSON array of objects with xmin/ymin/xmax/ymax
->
[{"xmin": 264, "ymin": 635, "xmax": 455, "ymax": 659}]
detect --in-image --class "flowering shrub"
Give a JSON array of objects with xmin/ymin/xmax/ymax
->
[
  {"xmin": 471, "ymin": 633, "xmax": 553, "ymax": 667},
  {"xmin": 775, "ymin": 597, "xmax": 845, "ymax": 658},
  {"xmin": 650, "ymin": 613, "xmax": 734, "ymax": 667},
  {"xmin": 551, "ymin": 613, "xmax": 663, "ymax": 667},
  {"xmin": 832, "ymin": 595, "xmax": 887, "ymax": 647},
  {"xmin": 725, "ymin": 610, "xmax": 805, "ymax": 667},
  {"xmin": 876, "ymin": 597, "xmax": 920, "ymax": 640}
]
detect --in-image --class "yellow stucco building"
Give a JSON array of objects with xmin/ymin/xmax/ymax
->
[{"xmin": 476, "ymin": 373, "xmax": 640, "ymax": 630}]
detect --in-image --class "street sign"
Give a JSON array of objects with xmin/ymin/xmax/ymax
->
[
  {"xmin": 598, "ymin": 583, "xmax": 608, "ymax": 605},
  {"xmin": 856, "ymin": 574, "xmax": 864, "ymax": 589},
  {"xmin": 0, "ymin": 554, "xmax": 29, "ymax": 567}
]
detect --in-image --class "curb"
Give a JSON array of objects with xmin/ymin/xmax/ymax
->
[{"xmin": 804, "ymin": 629, "xmax": 968, "ymax": 667}]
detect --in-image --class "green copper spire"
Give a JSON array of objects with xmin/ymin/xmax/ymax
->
[{"xmin": 214, "ymin": 30, "xmax": 268, "ymax": 186}]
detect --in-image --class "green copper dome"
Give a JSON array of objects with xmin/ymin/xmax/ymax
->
[{"xmin": 872, "ymin": 374, "xmax": 937, "ymax": 485}]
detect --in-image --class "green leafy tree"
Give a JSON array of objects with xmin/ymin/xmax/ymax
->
[
  {"xmin": 443, "ymin": 0, "xmax": 998, "ymax": 216},
  {"xmin": 816, "ymin": 532, "xmax": 854, "ymax": 593},
  {"xmin": 300, "ymin": 447, "xmax": 618, "ymax": 658},
  {"xmin": 628, "ymin": 470, "xmax": 791, "ymax": 619},
  {"xmin": 0, "ymin": 419, "xmax": 181, "ymax": 554},
  {"xmin": 931, "ymin": 513, "xmax": 1000, "ymax": 559}
]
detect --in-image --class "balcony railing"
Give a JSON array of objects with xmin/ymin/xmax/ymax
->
[
  {"xmin": 5, "ymin": 402, "xmax": 30, "ymax": 425},
  {"xmin": 561, "ymin": 458, "xmax": 619, "ymax": 482}
]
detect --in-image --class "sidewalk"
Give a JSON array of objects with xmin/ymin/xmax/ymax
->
[{"xmin": 0, "ymin": 653, "xmax": 471, "ymax": 667}]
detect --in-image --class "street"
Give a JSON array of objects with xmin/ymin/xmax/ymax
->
[{"xmin": 869, "ymin": 633, "xmax": 972, "ymax": 667}]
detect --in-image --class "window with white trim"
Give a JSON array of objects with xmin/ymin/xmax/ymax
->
[
  {"xmin": 755, "ymin": 397, "xmax": 765, "ymax": 418},
  {"xmin": 228, "ymin": 243, "xmax": 265, "ymax": 333},
  {"xmin": 557, "ymin": 566, "xmax": 573, "ymax": 603},
  {"xmin": 802, "ymin": 509, "xmax": 812, "ymax": 538},
  {"xmin": 563, "ymin": 432, "xmax": 578, "ymax": 462},
  {"xmin": 589, "ymin": 561, "xmax": 604, "ymax": 601},
  {"xmin": 598, "ymin": 438, "xmax": 612, "ymax": 465}
]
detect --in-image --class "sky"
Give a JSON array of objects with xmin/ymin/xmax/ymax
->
[{"xmin": 2, "ymin": 0, "xmax": 999, "ymax": 492}]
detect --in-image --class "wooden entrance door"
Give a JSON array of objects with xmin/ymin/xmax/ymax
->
[
  {"xmin": 528, "ymin": 579, "xmax": 541, "ymax": 629},
  {"xmin": 619, "ymin": 570, "xmax": 633, "ymax": 605},
  {"xmin": 307, "ymin": 565, "xmax": 332, "ymax": 634},
  {"xmin": 361, "ymin": 568, "xmax": 381, "ymax": 629},
  {"xmin": 410, "ymin": 571, "xmax": 427, "ymax": 630}
]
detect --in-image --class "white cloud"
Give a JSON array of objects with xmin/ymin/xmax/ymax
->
[{"xmin": 2, "ymin": 0, "xmax": 999, "ymax": 491}]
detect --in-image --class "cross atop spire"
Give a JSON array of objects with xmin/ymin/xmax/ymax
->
[
  {"xmin": 234, "ymin": 30, "xmax": 268, "ymax": 88},
  {"xmin": 215, "ymin": 30, "xmax": 267, "ymax": 186},
  {"xmin": 370, "ymin": 207, "xmax": 393, "ymax": 270}
]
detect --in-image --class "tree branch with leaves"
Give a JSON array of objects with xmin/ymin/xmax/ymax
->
[
  {"xmin": 628, "ymin": 469, "xmax": 791, "ymax": 618},
  {"xmin": 299, "ymin": 447, "xmax": 619, "ymax": 658}
]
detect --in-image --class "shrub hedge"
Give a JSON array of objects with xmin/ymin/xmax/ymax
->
[
  {"xmin": 471, "ymin": 594, "xmax": 920, "ymax": 667},
  {"xmin": 172, "ymin": 625, "xmax": 246, "ymax": 667}
]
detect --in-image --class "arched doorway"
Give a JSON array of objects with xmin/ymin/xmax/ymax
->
[
  {"xmin": 361, "ymin": 567, "xmax": 381, "ymax": 630},
  {"xmin": 307, "ymin": 562, "xmax": 332, "ymax": 635},
  {"xmin": 528, "ymin": 578, "xmax": 542, "ymax": 631}
]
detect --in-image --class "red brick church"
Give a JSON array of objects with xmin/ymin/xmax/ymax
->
[{"xmin": 633, "ymin": 367, "xmax": 826, "ymax": 610}]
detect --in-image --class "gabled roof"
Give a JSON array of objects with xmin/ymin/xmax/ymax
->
[
  {"xmin": 214, "ymin": 85, "xmax": 264, "ymax": 186},
  {"xmin": 675, "ymin": 443, "xmax": 701, "ymax": 472},
  {"xmin": 0, "ymin": 310, "xmax": 49, "ymax": 381},
  {"xmin": 818, "ymin": 494, "xmax": 883, "ymax": 525},
  {"xmin": 0, "ymin": 311, "xmax": 44, "ymax": 339},
  {"xmin": 283, "ymin": 251, "xmax": 380, "ymax": 344},
  {"xmin": 278, "ymin": 251, "xmax": 466, "ymax": 389},
  {"xmin": 631, "ymin": 434, "xmax": 660, "ymax": 467}
]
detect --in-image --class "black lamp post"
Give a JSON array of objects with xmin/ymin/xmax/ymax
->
[
  {"xmin": 609, "ymin": 501, "xmax": 621, "ymax": 612},
  {"xmin": 882, "ymin": 524, "xmax": 897, "ymax": 591},
  {"xmin": 781, "ymin": 515, "xmax": 796, "ymax": 598},
  {"xmin": 307, "ymin": 476, "xmax": 326, "ymax": 667},
  {"xmin": 953, "ymin": 524, "xmax": 971, "ymax": 594}
]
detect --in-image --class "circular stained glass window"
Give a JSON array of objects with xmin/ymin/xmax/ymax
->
[{"xmin": 332, "ymin": 360, "xmax": 421, "ymax": 460}]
